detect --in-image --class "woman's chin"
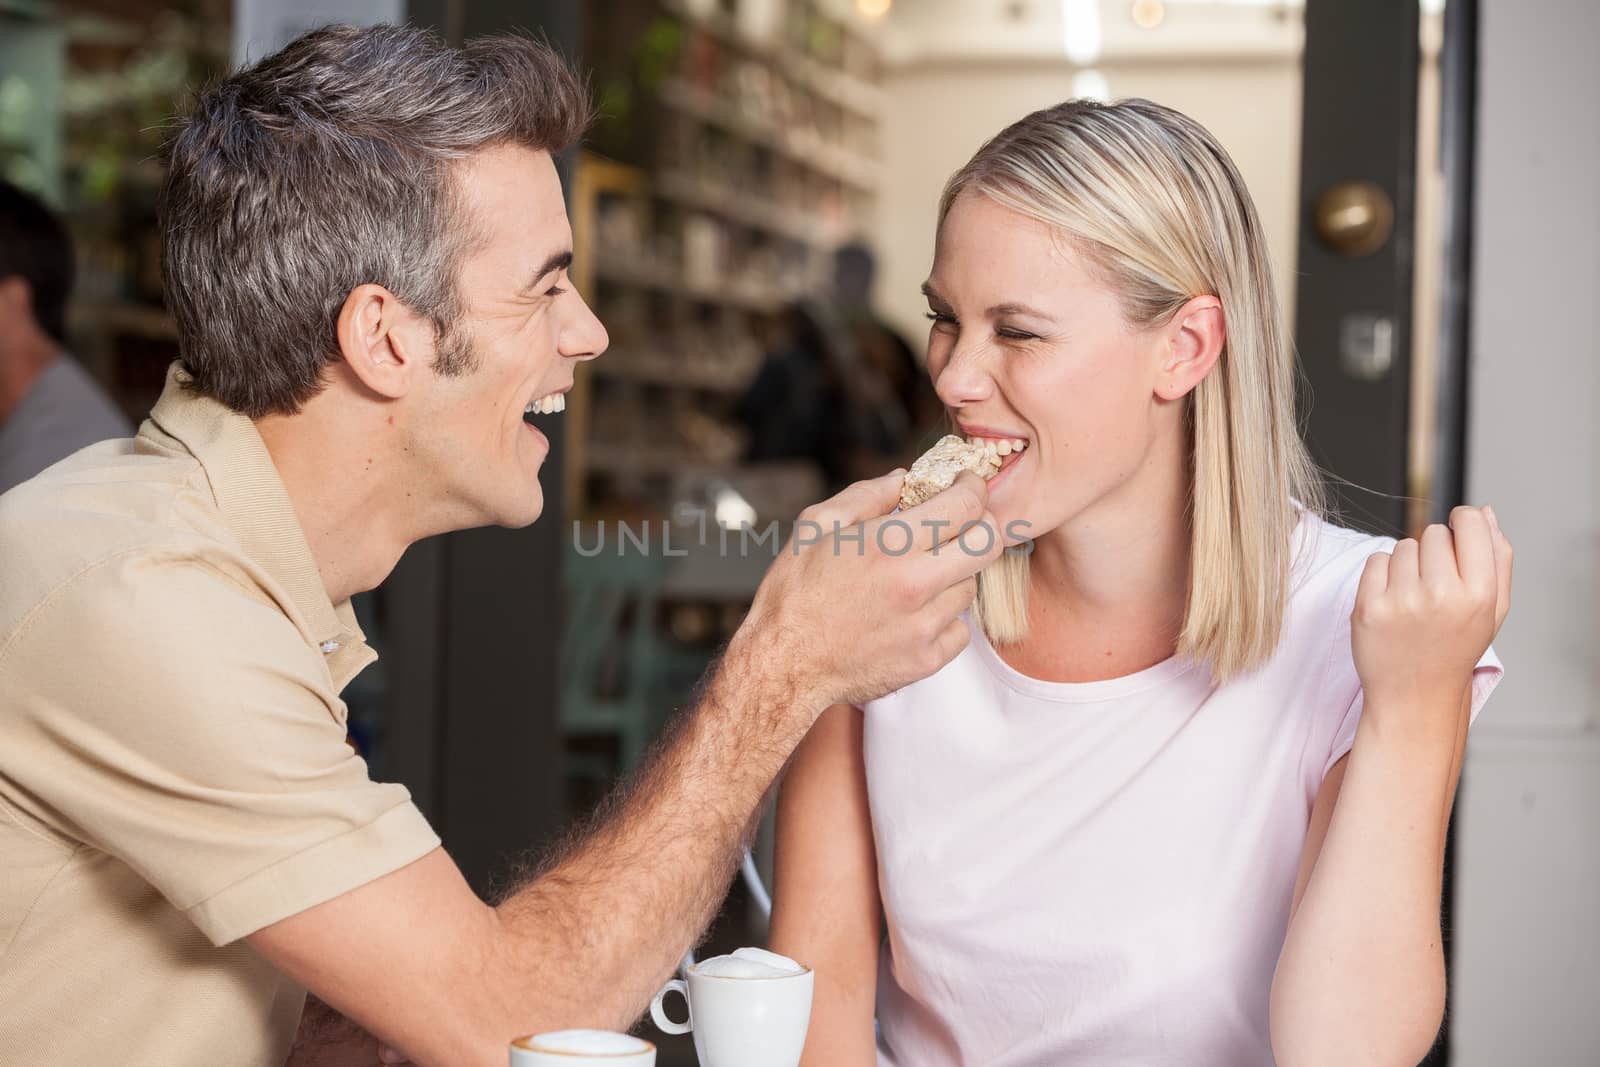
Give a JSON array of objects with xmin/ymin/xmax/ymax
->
[
  {"xmin": 985, "ymin": 504, "xmax": 1037, "ymax": 549},
  {"xmin": 984, "ymin": 475, "xmax": 1037, "ymax": 545},
  {"xmin": 990, "ymin": 495, "xmax": 1072, "ymax": 550}
]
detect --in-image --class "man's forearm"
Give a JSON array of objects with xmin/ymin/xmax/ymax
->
[
  {"xmin": 488, "ymin": 630, "xmax": 820, "ymax": 1030},
  {"xmin": 269, "ymin": 473, "xmax": 997, "ymax": 1067}
]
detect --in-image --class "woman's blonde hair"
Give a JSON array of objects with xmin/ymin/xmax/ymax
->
[{"xmin": 944, "ymin": 98, "xmax": 1324, "ymax": 682}]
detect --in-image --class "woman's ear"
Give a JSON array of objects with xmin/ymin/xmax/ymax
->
[
  {"xmin": 335, "ymin": 283, "xmax": 424, "ymax": 400},
  {"xmin": 1155, "ymin": 295, "xmax": 1225, "ymax": 401}
]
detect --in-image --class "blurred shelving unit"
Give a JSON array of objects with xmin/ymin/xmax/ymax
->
[
  {"xmin": 3, "ymin": 0, "xmax": 234, "ymax": 424},
  {"xmin": 573, "ymin": 0, "xmax": 884, "ymax": 526},
  {"xmin": 565, "ymin": 0, "xmax": 881, "ymax": 813}
]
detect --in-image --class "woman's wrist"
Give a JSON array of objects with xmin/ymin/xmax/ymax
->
[{"xmin": 1351, "ymin": 681, "xmax": 1472, "ymax": 766}]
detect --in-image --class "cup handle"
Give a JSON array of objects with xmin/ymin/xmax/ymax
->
[{"xmin": 649, "ymin": 978, "xmax": 692, "ymax": 1036}]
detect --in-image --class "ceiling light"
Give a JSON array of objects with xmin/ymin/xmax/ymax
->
[
  {"xmin": 1131, "ymin": 0, "xmax": 1166, "ymax": 29},
  {"xmin": 1061, "ymin": 0, "xmax": 1103, "ymax": 64}
]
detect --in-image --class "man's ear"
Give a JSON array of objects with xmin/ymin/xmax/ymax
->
[
  {"xmin": 335, "ymin": 284, "xmax": 428, "ymax": 400},
  {"xmin": 1155, "ymin": 295, "xmax": 1225, "ymax": 402}
]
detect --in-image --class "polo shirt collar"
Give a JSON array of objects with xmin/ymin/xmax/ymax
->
[{"xmin": 142, "ymin": 363, "xmax": 370, "ymax": 674}]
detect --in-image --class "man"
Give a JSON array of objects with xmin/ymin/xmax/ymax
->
[
  {"xmin": 0, "ymin": 179, "xmax": 130, "ymax": 494},
  {"xmin": 0, "ymin": 25, "xmax": 998, "ymax": 1067}
]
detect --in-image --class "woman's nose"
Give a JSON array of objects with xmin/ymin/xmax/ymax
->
[{"xmin": 932, "ymin": 343, "xmax": 994, "ymax": 409}]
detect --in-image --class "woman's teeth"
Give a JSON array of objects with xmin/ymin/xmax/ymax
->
[
  {"xmin": 525, "ymin": 393, "xmax": 566, "ymax": 416},
  {"xmin": 967, "ymin": 435, "xmax": 1028, "ymax": 458}
]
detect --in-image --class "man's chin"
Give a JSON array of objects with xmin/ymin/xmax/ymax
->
[
  {"xmin": 491, "ymin": 484, "xmax": 545, "ymax": 530},
  {"xmin": 504, "ymin": 499, "xmax": 544, "ymax": 530}
]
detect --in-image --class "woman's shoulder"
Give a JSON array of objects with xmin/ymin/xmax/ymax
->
[
  {"xmin": 1290, "ymin": 510, "xmax": 1396, "ymax": 603},
  {"xmin": 1286, "ymin": 508, "xmax": 1388, "ymax": 585}
]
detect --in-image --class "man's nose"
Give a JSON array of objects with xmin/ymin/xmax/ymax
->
[{"xmin": 562, "ymin": 289, "xmax": 608, "ymax": 361}]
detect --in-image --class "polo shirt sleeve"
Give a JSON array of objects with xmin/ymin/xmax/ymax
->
[{"xmin": 0, "ymin": 552, "xmax": 441, "ymax": 946}]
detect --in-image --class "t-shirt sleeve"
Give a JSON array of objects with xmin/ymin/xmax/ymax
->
[
  {"xmin": 1320, "ymin": 549, "xmax": 1505, "ymax": 779},
  {"xmin": 0, "ymin": 555, "xmax": 441, "ymax": 946}
]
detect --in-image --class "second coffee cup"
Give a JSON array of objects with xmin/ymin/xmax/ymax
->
[{"xmin": 649, "ymin": 949, "xmax": 813, "ymax": 1067}]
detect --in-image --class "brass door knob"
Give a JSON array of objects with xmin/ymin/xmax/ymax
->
[{"xmin": 1313, "ymin": 180, "xmax": 1394, "ymax": 257}]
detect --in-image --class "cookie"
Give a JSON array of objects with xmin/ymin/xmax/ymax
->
[{"xmin": 899, "ymin": 434, "xmax": 1003, "ymax": 509}]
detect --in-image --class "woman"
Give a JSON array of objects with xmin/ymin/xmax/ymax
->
[{"xmin": 768, "ymin": 99, "xmax": 1510, "ymax": 1067}]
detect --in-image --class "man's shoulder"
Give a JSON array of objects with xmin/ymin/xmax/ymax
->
[{"xmin": 0, "ymin": 441, "xmax": 259, "ymax": 637}]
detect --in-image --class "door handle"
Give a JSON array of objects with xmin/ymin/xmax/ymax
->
[{"xmin": 1313, "ymin": 180, "xmax": 1395, "ymax": 257}]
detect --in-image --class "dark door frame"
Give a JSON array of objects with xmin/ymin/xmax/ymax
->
[
  {"xmin": 379, "ymin": 0, "xmax": 584, "ymax": 898},
  {"xmin": 1426, "ymin": 2, "xmax": 1481, "ymax": 1064},
  {"xmin": 1296, "ymin": 2, "xmax": 1479, "ymax": 1062},
  {"xmin": 1294, "ymin": 0, "xmax": 1421, "ymax": 540}
]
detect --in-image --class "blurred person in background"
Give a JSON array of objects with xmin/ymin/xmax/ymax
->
[
  {"xmin": 0, "ymin": 179, "xmax": 130, "ymax": 495},
  {"xmin": 832, "ymin": 241, "xmax": 943, "ymax": 452},
  {"xmin": 737, "ymin": 243, "xmax": 938, "ymax": 491}
]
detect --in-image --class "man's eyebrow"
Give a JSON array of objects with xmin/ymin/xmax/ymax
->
[{"xmin": 522, "ymin": 250, "xmax": 574, "ymax": 294}]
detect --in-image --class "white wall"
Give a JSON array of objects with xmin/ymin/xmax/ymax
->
[
  {"xmin": 1453, "ymin": 0, "xmax": 1600, "ymax": 1061},
  {"xmin": 872, "ymin": 49, "xmax": 1302, "ymax": 355}
]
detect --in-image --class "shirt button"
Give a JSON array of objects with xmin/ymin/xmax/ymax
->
[{"xmin": 320, "ymin": 640, "xmax": 342, "ymax": 654}]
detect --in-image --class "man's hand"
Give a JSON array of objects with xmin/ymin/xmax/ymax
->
[{"xmin": 743, "ymin": 468, "xmax": 1004, "ymax": 710}]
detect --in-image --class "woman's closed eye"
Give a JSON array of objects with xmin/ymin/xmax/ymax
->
[{"xmin": 926, "ymin": 311, "xmax": 1038, "ymax": 342}]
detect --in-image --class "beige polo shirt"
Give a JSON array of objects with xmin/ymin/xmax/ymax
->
[{"xmin": 0, "ymin": 365, "xmax": 441, "ymax": 1065}]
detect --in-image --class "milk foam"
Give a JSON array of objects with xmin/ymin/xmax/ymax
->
[
  {"xmin": 522, "ymin": 1029, "xmax": 651, "ymax": 1054},
  {"xmin": 692, "ymin": 946, "xmax": 805, "ymax": 980}
]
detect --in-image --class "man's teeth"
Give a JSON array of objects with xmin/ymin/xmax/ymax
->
[{"xmin": 525, "ymin": 393, "xmax": 566, "ymax": 415}]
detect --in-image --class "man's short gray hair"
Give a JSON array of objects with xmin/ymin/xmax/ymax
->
[{"xmin": 160, "ymin": 24, "xmax": 591, "ymax": 417}]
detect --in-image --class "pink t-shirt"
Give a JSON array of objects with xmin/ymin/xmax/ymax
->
[{"xmin": 863, "ymin": 514, "xmax": 1501, "ymax": 1066}]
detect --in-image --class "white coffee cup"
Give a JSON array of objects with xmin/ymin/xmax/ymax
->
[
  {"xmin": 509, "ymin": 1029, "xmax": 656, "ymax": 1065},
  {"xmin": 649, "ymin": 960, "xmax": 814, "ymax": 1067}
]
